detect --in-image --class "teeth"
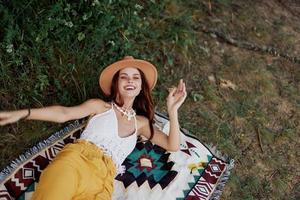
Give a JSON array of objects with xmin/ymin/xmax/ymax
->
[{"xmin": 125, "ymin": 86, "xmax": 135, "ymax": 90}]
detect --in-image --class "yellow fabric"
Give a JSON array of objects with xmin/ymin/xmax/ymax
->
[{"xmin": 32, "ymin": 140, "xmax": 116, "ymax": 200}]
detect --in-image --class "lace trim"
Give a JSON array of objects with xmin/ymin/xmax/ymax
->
[
  {"xmin": 117, "ymin": 164, "xmax": 126, "ymax": 176},
  {"xmin": 97, "ymin": 143, "xmax": 126, "ymax": 176}
]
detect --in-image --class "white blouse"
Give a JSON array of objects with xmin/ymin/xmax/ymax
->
[{"xmin": 80, "ymin": 103, "xmax": 137, "ymax": 176}]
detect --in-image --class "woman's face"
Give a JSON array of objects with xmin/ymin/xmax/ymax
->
[{"xmin": 117, "ymin": 67, "xmax": 142, "ymax": 98}]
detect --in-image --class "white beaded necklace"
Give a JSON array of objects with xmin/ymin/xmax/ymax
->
[{"xmin": 112, "ymin": 102, "xmax": 136, "ymax": 121}]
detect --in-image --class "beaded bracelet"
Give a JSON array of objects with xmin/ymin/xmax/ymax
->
[{"xmin": 22, "ymin": 108, "xmax": 31, "ymax": 120}]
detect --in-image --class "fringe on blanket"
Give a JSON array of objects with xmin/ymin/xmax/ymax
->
[
  {"xmin": 0, "ymin": 120, "xmax": 82, "ymax": 182},
  {"xmin": 210, "ymin": 159, "xmax": 234, "ymax": 200}
]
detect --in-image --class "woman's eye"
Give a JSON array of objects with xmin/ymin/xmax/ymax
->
[{"xmin": 120, "ymin": 76, "xmax": 140, "ymax": 80}]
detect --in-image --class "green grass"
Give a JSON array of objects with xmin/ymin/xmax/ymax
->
[{"xmin": 1, "ymin": 0, "xmax": 300, "ymax": 199}]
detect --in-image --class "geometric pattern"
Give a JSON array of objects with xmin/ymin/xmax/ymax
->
[
  {"xmin": 115, "ymin": 140, "xmax": 178, "ymax": 189},
  {"xmin": 23, "ymin": 168, "xmax": 34, "ymax": 179},
  {"xmin": 181, "ymin": 141, "xmax": 197, "ymax": 156},
  {"xmin": 112, "ymin": 112, "xmax": 233, "ymax": 200},
  {"xmin": 185, "ymin": 157, "xmax": 227, "ymax": 200},
  {"xmin": 0, "ymin": 184, "xmax": 13, "ymax": 200}
]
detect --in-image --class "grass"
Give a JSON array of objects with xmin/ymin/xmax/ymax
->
[{"xmin": 1, "ymin": 0, "xmax": 300, "ymax": 199}]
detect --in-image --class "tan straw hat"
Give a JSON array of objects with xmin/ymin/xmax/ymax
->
[{"xmin": 99, "ymin": 56, "xmax": 158, "ymax": 95}]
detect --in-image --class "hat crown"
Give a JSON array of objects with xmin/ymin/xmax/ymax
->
[{"xmin": 123, "ymin": 56, "xmax": 134, "ymax": 60}]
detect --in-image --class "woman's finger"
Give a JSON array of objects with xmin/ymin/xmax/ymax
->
[
  {"xmin": 178, "ymin": 91, "xmax": 187, "ymax": 103},
  {"xmin": 168, "ymin": 86, "xmax": 176, "ymax": 91},
  {"xmin": 178, "ymin": 79, "xmax": 183, "ymax": 91},
  {"xmin": 168, "ymin": 87, "xmax": 176, "ymax": 93},
  {"xmin": 168, "ymin": 87, "xmax": 177, "ymax": 97}
]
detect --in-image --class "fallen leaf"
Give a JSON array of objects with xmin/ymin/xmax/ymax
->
[{"xmin": 220, "ymin": 78, "xmax": 237, "ymax": 90}]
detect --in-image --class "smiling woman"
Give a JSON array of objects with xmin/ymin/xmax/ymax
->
[
  {"xmin": 118, "ymin": 69, "xmax": 142, "ymax": 97},
  {"xmin": 0, "ymin": 56, "xmax": 187, "ymax": 200},
  {"xmin": 117, "ymin": 68, "xmax": 143, "ymax": 98}
]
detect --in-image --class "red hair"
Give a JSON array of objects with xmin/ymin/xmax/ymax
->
[{"xmin": 109, "ymin": 69, "xmax": 155, "ymax": 140}]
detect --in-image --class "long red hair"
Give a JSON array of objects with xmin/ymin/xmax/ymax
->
[{"xmin": 108, "ymin": 69, "xmax": 155, "ymax": 140}]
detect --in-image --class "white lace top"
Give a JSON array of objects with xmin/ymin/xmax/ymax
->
[{"xmin": 80, "ymin": 102, "xmax": 137, "ymax": 176}]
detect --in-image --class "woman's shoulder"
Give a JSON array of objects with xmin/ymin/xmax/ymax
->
[{"xmin": 84, "ymin": 98, "xmax": 111, "ymax": 114}]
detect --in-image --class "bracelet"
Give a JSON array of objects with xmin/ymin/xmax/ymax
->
[{"xmin": 23, "ymin": 108, "xmax": 31, "ymax": 120}]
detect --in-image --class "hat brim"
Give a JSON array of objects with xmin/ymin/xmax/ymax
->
[{"xmin": 99, "ymin": 58, "xmax": 157, "ymax": 96}]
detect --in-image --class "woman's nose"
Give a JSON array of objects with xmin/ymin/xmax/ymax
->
[{"xmin": 127, "ymin": 77, "xmax": 133, "ymax": 83}]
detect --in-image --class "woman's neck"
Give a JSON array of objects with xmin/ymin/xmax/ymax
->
[{"xmin": 114, "ymin": 96, "xmax": 135, "ymax": 110}]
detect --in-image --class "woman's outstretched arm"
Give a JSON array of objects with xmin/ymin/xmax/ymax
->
[{"xmin": 0, "ymin": 98, "xmax": 105, "ymax": 126}]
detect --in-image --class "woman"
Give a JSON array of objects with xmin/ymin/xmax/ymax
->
[{"xmin": 0, "ymin": 56, "xmax": 187, "ymax": 199}]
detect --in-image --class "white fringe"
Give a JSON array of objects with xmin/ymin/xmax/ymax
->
[{"xmin": 210, "ymin": 159, "xmax": 235, "ymax": 200}]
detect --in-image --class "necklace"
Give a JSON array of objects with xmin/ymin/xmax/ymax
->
[{"xmin": 112, "ymin": 102, "xmax": 136, "ymax": 121}]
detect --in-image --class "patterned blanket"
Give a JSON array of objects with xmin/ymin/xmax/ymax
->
[{"xmin": 0, "ymin": 112, "xmax": 234, "ymax": 200}]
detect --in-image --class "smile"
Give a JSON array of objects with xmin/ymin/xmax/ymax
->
[{"xmin": 124, "ymin": 85, "xmax": 136, "ymax": 90}]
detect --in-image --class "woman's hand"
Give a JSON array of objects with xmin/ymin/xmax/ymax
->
[
  {"xmin": 167, "ymin": 79, "xmax": 187, "ymax": 113},
  {"xmin": 0, "ymin": 110, "xmax": 28, "ymax": 126}
]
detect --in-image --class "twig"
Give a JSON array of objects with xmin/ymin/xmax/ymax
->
[
  {"xmin": 255, "ymin": 126, "xmax": 264, "ymax": 153},
  {"xmin": 119, "ymin": 30, "xmax": 129, "ymax": 42},
  {"xmin": 267, "ymin": 169, "xmax": 279, "ymax": 181},
  {"xmin": 207, "ymin": 0, "xmax": 213, "ymax": 16}
]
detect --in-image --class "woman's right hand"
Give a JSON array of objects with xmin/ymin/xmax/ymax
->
[{"xmin": 0, "ymin": 110, "xmax": 28, "ymax": 126}]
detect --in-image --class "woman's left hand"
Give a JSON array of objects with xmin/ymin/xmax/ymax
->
[{"xmin": 167, "ymin": 79, "xmax": 187, "ymax": 113}]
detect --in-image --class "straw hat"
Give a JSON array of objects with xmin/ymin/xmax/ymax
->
[{"xmin": 99, "ymin": 56, "xmax": 158, "ymax": 95}]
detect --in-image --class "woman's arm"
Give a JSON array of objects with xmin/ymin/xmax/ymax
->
[
  {"xmin": 0, "ymin": 98, "xmax": 104, "ymax": 126},
  {"xmin": 139, "ymin": 79, "xmax": 187, "ymax": 152},
  {"xmin": 138, "ymin": 109, "xmax": 181, "ymax": 152},
  {"xmin": 165, "ymin": 109, "xmax": 180, "ymax": 151}
]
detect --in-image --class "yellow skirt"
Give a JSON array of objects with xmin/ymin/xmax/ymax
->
[{"xmin": 32, "ymin": 140, "xmax": 116, "ymax": 200}]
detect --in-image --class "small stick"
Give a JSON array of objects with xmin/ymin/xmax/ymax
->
[
  {"xmin": 256, "ymin": 127, "xmax": 264, "ymax": 153},
  {"xmin": 207, "ymin": 0, "xmax": 212, "ymax": 16},
  {"xmin": 268, "ymin": 169, "xmax": 279, "ymax": 181}
]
